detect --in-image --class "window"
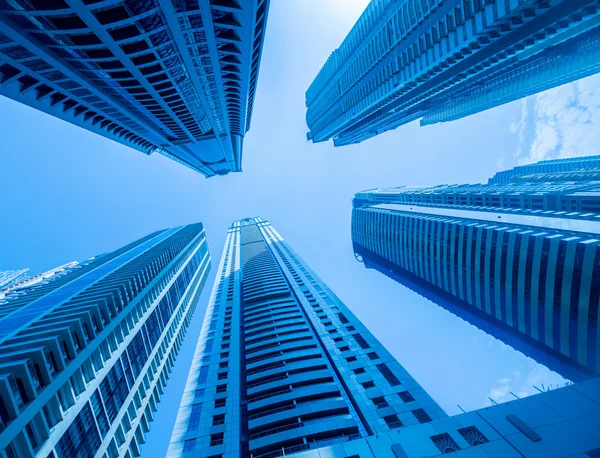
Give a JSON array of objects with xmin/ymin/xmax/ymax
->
[
  {"xmin": 338, "ymin": 313, "xmax": 349, "ymax": 324},
  {"xmin": 187, "ymin": 404, "xmax": 202, "ymax": 431},
  {"xmin": 383, "ymin": 414, "xmax": 403, "ymax": 429},
  {"xmin": 346, "ymin": 326, "xmax": 356, "ymax": 331},
  {"xmin": 431, "ymin": 433, "xmax": 460, "ymax": 454},
  {"xmin": 339, "ymin": 346, "xmax": 350, "ymax": 352},
  {"xmin": 194, "ymin": 389, "xmax": 205, "ymax": 399},
  {"xmin": 413, "ymin": 408, "xmax": 432, "ymax": 424},
  {"xmin": 219, "ymin": 362, "xmax": 228, "ymax": 369},
  {"xmin": 352, "ymin": 334, "xmax": 370, "ymax": 349},
  {"xmin": 376, "ymin": 363, "xmax": 401, "ymax": 386},
  {"xmin": 333, "ymin": 337, "xmax": 343, "ymax": 342},
  {"xmin": 353, "ymin": 368, "xmax": 366, "ymax": 375},
  {"xmin": 372, "ymin": 396, "xmax": 389, "ymax": 408},
  {"xmin": 197, "ymin": 366, "xmax": 209, "ymax": 384},
  {"xmin": 458, "ymin": 426, "xmax": 489, "ymax": 446},
  {"xmin": 210, "ymin": 433, "xmax": 224, "ymax": 447},
  {"xmin": 216, "ymin": 384, "xmax": 227, "ymax": 393},
  {"xmin": 346, "ymin": 356, "xmax": 357, "ymax": 362},
  {"xmin": 212, "ymin": 414, "xmax": 225, "ymax": 426},
  {"xmin": 220, "ymin": 352, "xmax": 229, "ymax": 359},
  {"xmin": 398, "ymin": 391, "xmax": 414, "ymax": 403},
  {"xmin": 214, "ymin": 398, "xmax": 226, "ymax": 408},
  {"xmin": 217, "ymin": 371, "xmax": 228, "ymax": 380},
  {"xmin": 361, "ymin": 381, "xmax": 375, "ymax": 389},
  {"xmin": 183, "ymin": 439, "xmax": 196, "ymax": 453},
  {"xmin": 367, "ymin": 352, "xmax": 379, "ymax": 360}
]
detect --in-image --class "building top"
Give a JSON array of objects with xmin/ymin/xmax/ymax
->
[{"xmin": 489, "ymin": 156, "xmax": 600, "ymax": 184}]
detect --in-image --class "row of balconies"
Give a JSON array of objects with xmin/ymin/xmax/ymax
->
[{"xmin": 245, "ymin": 323, "xmax": 309, "ymax": 348}]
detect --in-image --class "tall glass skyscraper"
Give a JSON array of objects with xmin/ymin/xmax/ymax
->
[
  {"xmin": 352, "ymin": 159, "xmax": 600, "ymax": 381},
  {"xmin": 168, "ymin": 217, "xmax": 444, "ymax": 458},
  {"xmin": 0, "ymin": 1, "xmax": 270, "ymax": 177},
  {"xmin": 306, "ymin": 0, "xmax": 600, "ymax": 146},
  {"xmin": 0, "ymin": 224, "xmax": 211, "ymax": 458}
]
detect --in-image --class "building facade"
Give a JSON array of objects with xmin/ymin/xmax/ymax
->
[
  {"xmin": 168, "ymin": 217, "xmax": 444, "ymax": 458},
  {"xmin": 0, "ymin": 0, "xmax": 270, "ymax": 177},
  {"xmin": 352, "ymin": 161, "xmax": 600, "ymax": 381},
  {"xmin": 306, "ymin": 0, "xmax": 600, "ymax": 146},
  {"xmin": 0, "ymin": 224, "xmax": 211, "ymax": 458}
]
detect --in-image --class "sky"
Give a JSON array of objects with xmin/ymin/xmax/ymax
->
[{"xmin": 1, "ymin": 0, "xmax": 598, "ymax": 456}]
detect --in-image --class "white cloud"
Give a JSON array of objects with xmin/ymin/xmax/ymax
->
[
  {"xmin": 519, "ymin": 73, "xmax": 600, "ymax": 164},
  {"xmin": 511, "ymin": 99, "xmax": 529, "ymax": 160},
  {"xmin": 487, "ymin": 363, "xmax": 568, "ymax": 406},
  {"xmin": 489, "ymin": 384, "xmax": 511, "ymax": 403}
]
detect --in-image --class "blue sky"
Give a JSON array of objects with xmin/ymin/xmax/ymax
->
[{"xmin": 2, "ymin": 0, "xmax": 597, "ymax": 456}]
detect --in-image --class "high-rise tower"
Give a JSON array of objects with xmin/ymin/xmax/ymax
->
[
  {"xmin": 0, "ymin": 224, "xmax": 211, "ymax": 458},
  {"xmin": 0, "ymin": 1, "xmax": 270, "ymax": 177},
  {"xmin": 352, "ymin": 159, "xmax": 600, "ymax": 381},
  {"xmin": 168, "ymin": 217, "xmax": 444, "ymax": 458},
  {"xmin": 306, "ymin": 0, "xmax": 600, "ymax": 146}
]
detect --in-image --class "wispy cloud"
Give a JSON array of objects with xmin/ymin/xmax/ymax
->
[
  {"xmin": 487, "ymin": 362, "xmax": 567, "ymax": 406},
  {"xmin": 518, "ymin": 74, "xmax": 600, "ymax": 164},
  {"xmin": 511, "ymin": 99, "xmax": 529, "ymax": 162}
]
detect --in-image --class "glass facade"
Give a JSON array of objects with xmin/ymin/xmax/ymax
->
[
  {"xmin": 352, "ymin": 158, "xmax": 600, "ymax": 381},
  {"xmin": 306, "ymin": 0, "xmax": 600, "ymax": 146},
  {"xmin": 0, "ymin": 224, "xmax": 211, "ymax": 458},
  {"xmin": 168, "ymin": 217, "xmax": 444, "ymax": 458},
  {"xmin": 0, "ymin": 1, "xmax": 270, "ymax": 177}
]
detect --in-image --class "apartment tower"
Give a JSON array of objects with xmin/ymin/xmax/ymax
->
[
  {"xmin": 0, "ymin": 224, "xmax": 211, "ymax": 458},
  {"xmin": 352, "ymin": 160, "xmax": 600, "ymax": 381},
  {"xmin": 306, "ymin": 0, "xmax": 600, "ymax": 146},
  {"xmin": 168, "ymin": 217, "xmax": 444, "ymax": 458},
  {"xmin": 0, "ymin": 0, "xmax": 270, "ymax": 176}
]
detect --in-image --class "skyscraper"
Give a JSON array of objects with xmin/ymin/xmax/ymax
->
[
  {"xmin": 306, "ymin": 0, "xmax": 600, "ymax": 146},
  {"xmin": 351, "ymin": 160, "xmax": 600, "ymax": 381},
  {"xmin": 0, "ymin": 224, "xmax": 211, "ymax": 458},
  {"xmin": 168, "ymin": 217, "xmax": 444, "ymax": 458},
  {"xmin": 0, "ymin": 1, "xmax": 270, "ymax": 177}
]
